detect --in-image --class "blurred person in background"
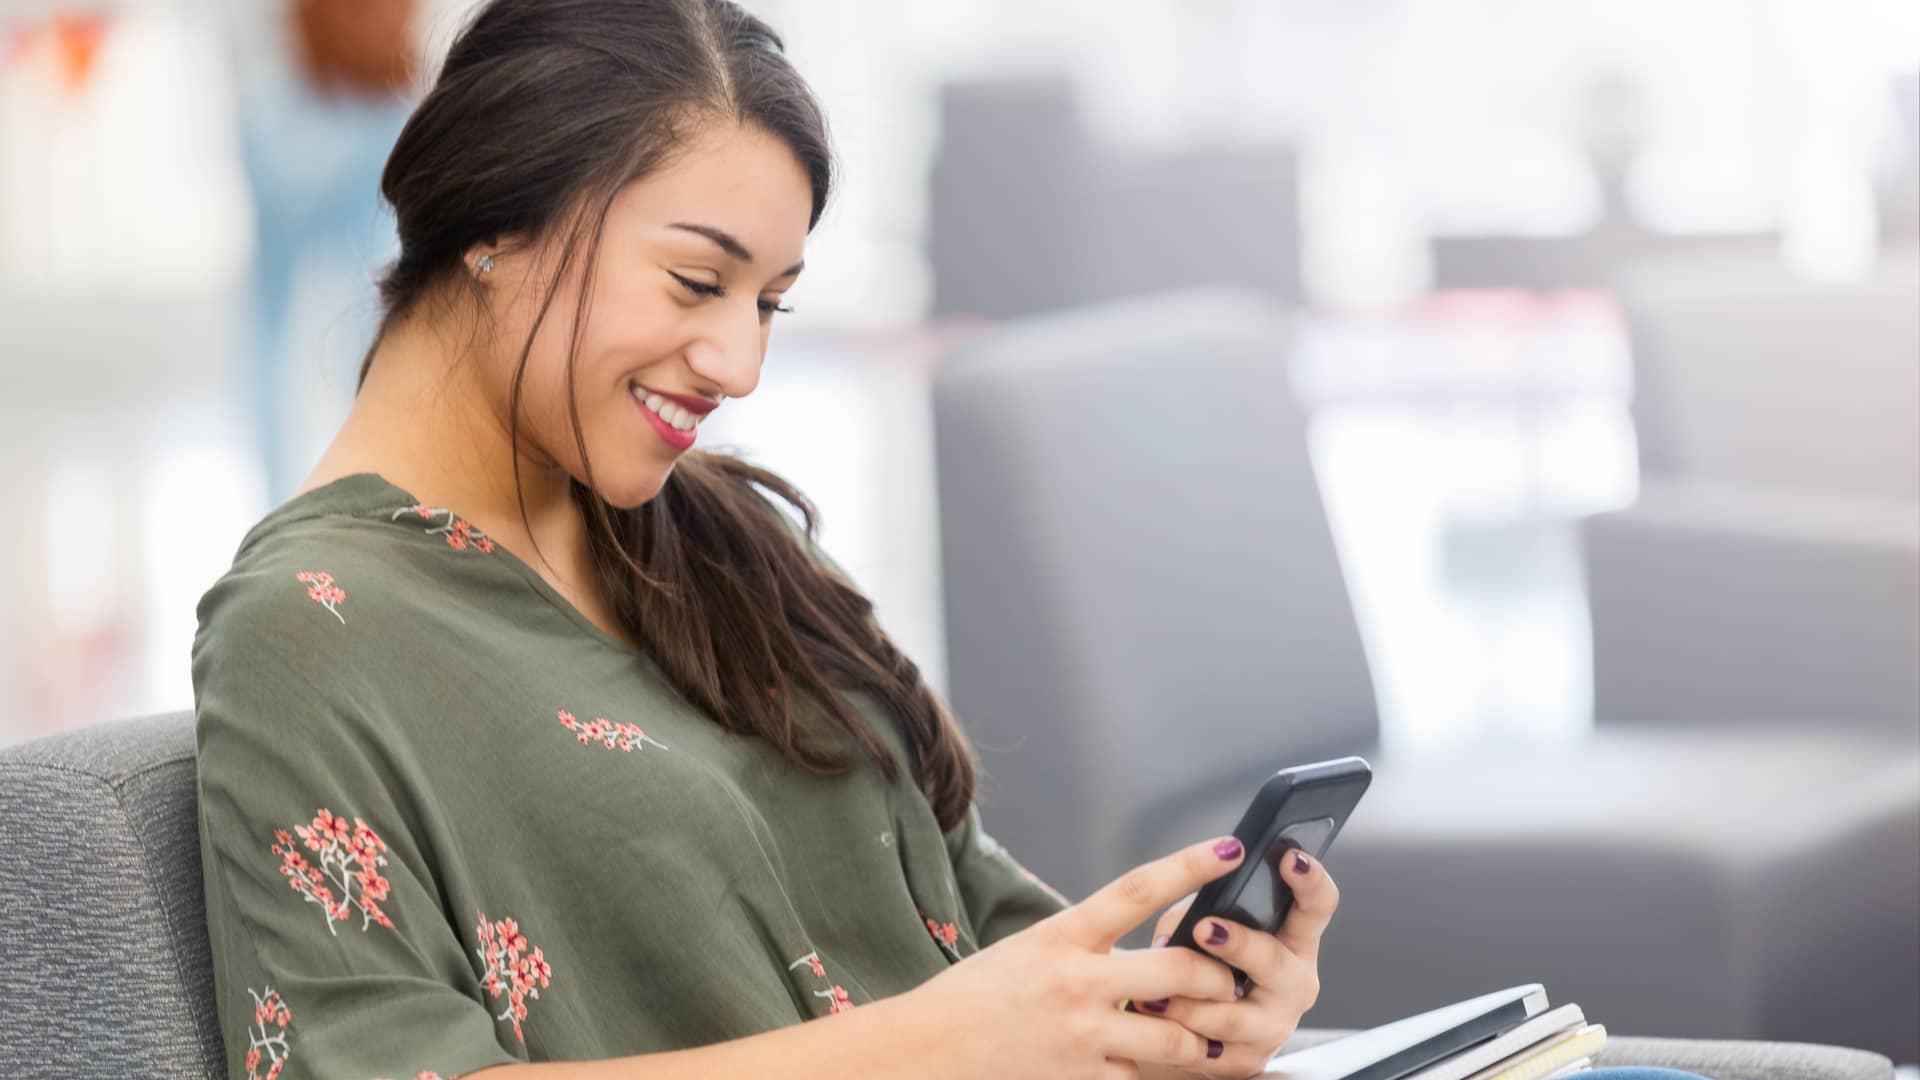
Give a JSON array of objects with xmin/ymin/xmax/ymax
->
[
  {"xmin": 219, "ymin": 0, "xmax": 419, "ymax": 502},
  {"xmin": 190, "ymin": 2, "xmax": 1345, "ymax": 1077}
]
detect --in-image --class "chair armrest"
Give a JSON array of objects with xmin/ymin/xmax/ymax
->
[
  {"xmin": 1582, "ymin": 480, "xmax": 1920, "ymax": 736},
  {"xmin": 1286, "ymin": 1030, "xmax": 1895, "ymax": 1080},
  {"xmin": 1596, "ymin": 1036, "xmax": 1895, "ymax": 1080}
]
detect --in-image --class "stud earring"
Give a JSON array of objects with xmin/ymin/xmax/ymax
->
[{"xmin": 476, "ymin": 254, "xmax": 495, "ymax": 274}]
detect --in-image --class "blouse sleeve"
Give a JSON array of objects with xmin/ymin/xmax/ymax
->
[
  {"xmin": 193, "ymin": 559, "xmax": 524, "ymax": 1080},
  {"xmin": 944, "ymin": 803, "xmax": 1071, "ymax": 946}
]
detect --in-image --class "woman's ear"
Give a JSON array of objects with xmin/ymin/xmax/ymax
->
[
  {"xmin": 464, "ymin": 232, "xmax": 533, "ymax": 280},
  {"xmin": 465, "ymin": 240, "xmax": 501, "ymax": 279}
]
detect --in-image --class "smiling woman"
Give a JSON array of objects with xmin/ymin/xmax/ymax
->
[{"xmin": 190, "ymin": 2, "xmax": 1339, "ymax": 1078}]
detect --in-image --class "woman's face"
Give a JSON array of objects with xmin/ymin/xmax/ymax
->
[{"xmin": 481, "ymin": 122, "xmax": 813, "ymax": 509}]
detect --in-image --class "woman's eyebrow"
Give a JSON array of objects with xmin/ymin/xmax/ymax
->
[{"xmin": 668, "ymin": 222, "xmax": 804, "ymax": 278}]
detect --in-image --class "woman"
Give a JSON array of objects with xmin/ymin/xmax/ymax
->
[{"xmin": 193, "ymin": 2, "xmax": 1331, "ymax": 1077}]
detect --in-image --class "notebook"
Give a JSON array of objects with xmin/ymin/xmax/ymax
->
[
  {"xmin": 1463, "ymin": 1025, "xmax": 1607, "ymax": 1080},
  {"xmin": 1403, "ymin": 1003, "xmax": 1586, "ymax": 1080},
  {"xmin": 1262, "ymin": 986, "xmax": 1549, "ymax": 1080}
]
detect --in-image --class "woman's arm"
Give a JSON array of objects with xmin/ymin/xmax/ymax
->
[
  {"xmin": 465, "ymin": 991, "xmax": 946, "ymax": 1080},
  {"xmin": 467, "ymin": 837, "xmax": 1273, "ymax": 1080}
]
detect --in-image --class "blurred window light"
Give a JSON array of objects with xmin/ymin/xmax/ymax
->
[
  {"xmin": 1781, "ymin": 151, "xmax": 1882, "ymax": 282},
  {"xmin": 0, "ymin": 5, "xmax": 250, "ymax": 293},
  {"xmin": 138, "ymin": 425, "xmax": 267, "ymax": 716},
  {"xmin": 44, "ymin": 454, "xmax": 118, "ymax": 636}
]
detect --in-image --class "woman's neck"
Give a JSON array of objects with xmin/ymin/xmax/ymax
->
[{"xmin": 302, "ymin": 314, "xmax": 589, "ymax": 580}]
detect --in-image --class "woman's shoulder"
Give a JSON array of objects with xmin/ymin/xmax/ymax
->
[{"xmin": 193, "ymin": 473, "xmax": 502, "ymax": 669}]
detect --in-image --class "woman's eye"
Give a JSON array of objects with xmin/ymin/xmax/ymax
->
[
  {"xmin": 668, "ymin": 271, "xmax": 724, "ymax": 298},
  {"xmin": 759, "ymin": 299, "xmax": 794, "ymax": 316}
]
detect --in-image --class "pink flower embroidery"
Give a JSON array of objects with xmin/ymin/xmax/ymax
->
[
  {"xmin": 557, "ymin": 708, "xmax": 667, "ymax": 752},
  {"xmin": 272, "ymin": 810, "xmax": 395, "ymax": 935},
  {"xmin": 475, "ymin": 908, "xmax": 551, "ymax": 1044},
  {"xmin": 294, "ymin": 571, "xmax": 346, "ymax": 623},
  {"xmin": 391, "ymin": 504, "xmax": 496, "ymax": 553},
  {"xmin": 243, "ymin": 987, "xmax": 291, "ymax": 1079},
  {"xmin": 788, "ymin": 950, "xmax": 856, "ymax": 1014},
  {"xmin": 919, "ymin": 907, "xmax": 965, "ymax": 960}
]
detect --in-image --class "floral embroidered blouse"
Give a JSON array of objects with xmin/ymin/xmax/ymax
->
[{"xmin": 192, "ymin": 472, "xmax": 1068, "ymax": 1080}]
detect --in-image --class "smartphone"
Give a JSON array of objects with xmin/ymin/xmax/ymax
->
[{"xmin": 1163, "ymin": 756, "xmax": 1371, "ymax": 988}]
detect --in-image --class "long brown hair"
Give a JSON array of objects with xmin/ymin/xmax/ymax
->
[{"xmin": 359, "ymin": 0, "xmax": 976, "ymax": 828}]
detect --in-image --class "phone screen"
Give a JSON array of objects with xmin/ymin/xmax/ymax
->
[{"xmin": 1227, "ymin": 816, "xmax": 1336, "ymax": 933}]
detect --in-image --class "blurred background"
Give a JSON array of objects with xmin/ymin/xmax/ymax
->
[{"xmin": 1, "ymin": 0, "xmax": 1915, "ymax": 1063}]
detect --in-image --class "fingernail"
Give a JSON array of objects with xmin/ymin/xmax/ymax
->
[
  {"xmin": 1292, "ymin": 851, "xmax": 1312, "ymax": 876},
  {"xmin": 1213, "ymin": 838, "xmax": 1244, "ymax": 860},
  {"xmin": 1208, "ymin": 1039, "xmax": 1225, "ymax": 1059},
  {"xmin": 1152, "ymin": 934, "xmax": 1170, "ymax": 948},
  {"xmin": 1141, "ymin": 998, "xmax": 1169, "ymax": 1013},
  {"xmin": 1234, "ymin": 982, "xmax": 1248, "ymax": 999},
  {"xmin": 1205, "ymin": 920, "xmax": 1229, "ymax": 946}
]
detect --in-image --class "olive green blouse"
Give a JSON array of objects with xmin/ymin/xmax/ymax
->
[{"xmin": 192, "ymin": 472, "xmax": 1067, "ymax": 1080}]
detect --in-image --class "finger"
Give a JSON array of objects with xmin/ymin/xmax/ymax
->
[
  {"xmin": 1098, "ymin": 1060, "xmax": 1142, "ymax": 1080},
  {"xmin": 1168, "ymin": 978, "xmax": 1312, "ymax": 1048},
  {"xmin": 1104, "ymin": 942, "xmax": 1239, "ymax": 1007},
  {"xmin": 1274, "ymin": 851, "xmax": 1340, "ymax": 962},
  {"xmin": 1065, "ymin": 836, "xmax": 1246, "ymax": 948},
  {"xmin": 1188, "ymin": 914, "xmax": 1287, "ymax": 999},
  {"xmin": 1101, "ymin": 1009, "xmax": 1225, "ymax": 1072},
  {"xmin": 1150, "ymin": 894, "xmax": 1195, "ymax": 947}
]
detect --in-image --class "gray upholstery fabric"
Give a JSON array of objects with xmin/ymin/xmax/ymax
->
[
  {"xmin": 0, "ymin": 712, "xmax": 223, "ymax": 1077},
  {"xmin": 1595, "ymin": 1038, "xmax": 1896, "ymax": 1080},
  {"xmin": 1283, "ymin": 1031, "xmax": 1896, "ymax": 1080}
]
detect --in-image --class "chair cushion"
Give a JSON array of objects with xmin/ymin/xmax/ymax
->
[{"xmin": 0, "ymin": 712, "xmax": 223, "ymax": 1076}]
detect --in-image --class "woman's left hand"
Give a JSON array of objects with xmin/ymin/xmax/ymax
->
[{"xmin": 1131, "ymin": 849, "xmax": 1340, "ymax": 1079}]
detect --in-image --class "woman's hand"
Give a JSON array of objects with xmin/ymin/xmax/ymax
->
[
  {"xmin": 904, "ymin": 836, "xmax": 1251, "ymax": 1080},
  {"xmin": 1133, "ymin": 849, "xmax": 1340, "ymax": 1079}
]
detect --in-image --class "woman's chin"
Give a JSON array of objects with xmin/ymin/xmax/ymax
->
[{"xmin": 594, "ymin": 468, "xmax": 671, "ymax": 511}]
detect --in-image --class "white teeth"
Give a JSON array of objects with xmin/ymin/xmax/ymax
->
[{"xmin": 633, "ymin": 387, "xmax": 698, "ymax": 432}]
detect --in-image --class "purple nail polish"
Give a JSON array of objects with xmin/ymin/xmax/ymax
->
[
  {"xmin": 1208, "ymin": 1039, "xmax": 1225, "ymax": 1059},
  {"xmin": 1213, "ymin": 838, "xmax": 1244, "ymax": 860},
  {"xmin": 1206, "ymin": 921, "xmax": 1229, "ymax": 946},
  {"xmin": 1142, "ymin": 998, "xmax": 1169, "ymax": 1013},
  {"xmin": 1152, "ymin": 934, "xmax": 1170, "ymax": 948},
  {"xmin": 1234, "ymin": 981, "xmax": 1248, "ymax": 999},
  {"xmin": 1292, "ymin": 851, "xmax": 1311, "ymax": 876}
]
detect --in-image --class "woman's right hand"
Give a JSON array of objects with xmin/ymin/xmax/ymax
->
[{"xmin": 905, "ymin": 836, "xmax": 1249, "ymax": 1079}]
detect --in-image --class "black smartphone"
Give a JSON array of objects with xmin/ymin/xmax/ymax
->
[{"xmin": 1163, "ymin": 756, "xmax": 1371, "ymax": 988}]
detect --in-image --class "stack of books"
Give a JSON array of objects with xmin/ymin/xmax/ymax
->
[{"xmin": 1263, "ymin": 986, "xmax": 1607, "ymax": 1080}]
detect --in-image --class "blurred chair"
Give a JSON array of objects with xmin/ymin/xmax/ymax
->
[
  {"xmin": 928, "ymin": 77, "xmax": 1300, "ymax": 319},
  {"xmin": 932, "ymin": 289, "xmax": 1920, "ymax": 1059},
  {"xmin": 1588, "ymin": 249, "xmax": 1920, "ymax": 735},
  {"xmin": 1430, "ymin": 228, "xmax": 1779, "ymax": 293}
]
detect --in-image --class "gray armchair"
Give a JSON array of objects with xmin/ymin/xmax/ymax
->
[
  {"xmin": 0, "ymin": 715, "xmax": 1900, "ymax": 1079},
  {"xmin": 1587, "ymin": 249, "xmax": 1920, "ymax": 738},
  {"xmin": 931, "ymin": 289, "xmax": 1919, "ymax": 1062}
]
